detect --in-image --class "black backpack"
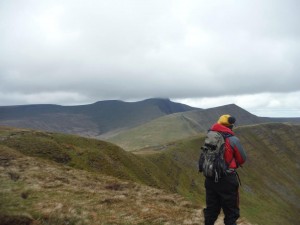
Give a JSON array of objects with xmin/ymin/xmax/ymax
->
[{"xmin": 198, "ymin": 130, "xmax": 231, "ymax": 182}]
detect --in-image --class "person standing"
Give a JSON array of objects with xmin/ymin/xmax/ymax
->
[{"xmin": 200, "ymin": 114, "xmax": 247, "ymax": 225}]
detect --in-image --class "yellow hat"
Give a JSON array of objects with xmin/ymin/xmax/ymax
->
[{"xmin": 217, "ymin": 114, "xmax": 236, "ymax": 126}]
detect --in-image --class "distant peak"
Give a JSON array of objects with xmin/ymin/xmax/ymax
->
[
  {"xmin": 142, "ymin": 98, "xmax": 171, "ymax": 102},
  {"xmin": 211, "ymin": 103, "xmax": 242, "ymax": 109},
  {"xmin": 92, "ymin": 100, "xmax": 124, "ymax": 104}
]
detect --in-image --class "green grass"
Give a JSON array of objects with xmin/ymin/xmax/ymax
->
[
  {"xmin": 1, "ymin": 123, "xmax": 300, "ymax": 225},
  {"xmin": 0, "ymin": 146, "xmax": 203, "ymax": 224},
  {"xmin": 108, "ymin": 114, "xmax": 202, "ymax": 150},
  {"xmin": 0, "ymin": 128, "xmax": 176, "ymax": 192},
  {"xmin": 134, "ymin": 123, "xmax": 300, "ymax": 225},
  {"xmin": 107, "ymin": 104, "xmax": 269, "ymax": 151}
]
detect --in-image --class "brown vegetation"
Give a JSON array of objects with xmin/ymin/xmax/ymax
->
[{"xmin": 0, "ymin": 145, "xmax": 253, "ymax": 225}]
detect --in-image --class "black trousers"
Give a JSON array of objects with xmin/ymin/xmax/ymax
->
[{"xmin": 204, "ymin": 173, "xmax": 240, "ymax": 225}]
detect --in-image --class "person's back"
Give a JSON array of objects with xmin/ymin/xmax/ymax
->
[{"xmin": 201, "ymin": 114, "xmax": 247, "ymax": 225}]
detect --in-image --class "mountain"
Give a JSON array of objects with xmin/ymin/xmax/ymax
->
[
  {"xmin": 0, "ymin": 98, "xmax": 300, "ymax": 144},
  {"xmin": 0, "ymin": 133, "xmax": 204, "ymax": 225},
  {"xmin": 0, "ymin": 98, "xmax": 197, "ymax": 138},
  {"xmin": 1, "ymin": 99, "xmax": 299, "ymax": 150},
  {"xmin": 0, "ymin": 126, "xmax": 252, "ymax": 225},
  {"xmin": 1, "ymin": 124, "xmax": 299, "ymax": 225},
  {"xmin": 108, "ymin": 104, "xmax": 300, "ymax": 150}
]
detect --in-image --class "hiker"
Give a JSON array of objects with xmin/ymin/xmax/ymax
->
[{"xmin": 200, "ymin": 115, "xmax": 247, "ymax": 225}]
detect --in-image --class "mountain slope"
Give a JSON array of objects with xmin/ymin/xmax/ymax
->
[
  {"xmin": 0, "ymin": 127, "xmax": 172, "ymax": 189},
  {"xmin": 108, "ymin": 104, "xmax": 266, "ymax": 150},
  {"xmin": 139, "ymin": 123, "xmax": 300, "ymax": 225},
  {"xmin": 1, "ymin": 124, "xmax": 299, "ymax": 225},
  {"xmin": 108, "ymin": 104, "xmax": 300, "ymax": 151},
  {"xmin": 0, "ymin": 98, "xmax": 197, "ymax": 139},
  {"xmin": 0, "ymin": 127, "xmax": 253, "ymax": 225},
  {"xmin": 0, "ymin": 147, "xmax": 204, "ymax": 225}
]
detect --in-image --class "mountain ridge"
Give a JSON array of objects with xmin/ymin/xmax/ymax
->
[
  {"xmin": 0, "ymin": 98, "xmax": 197, "ymax": 138},
  {"xmin": 1, "ymin": 99, "xmax": 299, "ymax": 144},
  {"xmin": 108, "ymin": 103, "xmax": 300, "ymax": 150}
]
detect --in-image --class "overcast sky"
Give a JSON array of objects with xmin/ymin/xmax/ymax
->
[{"xmin": 1, "ymin": 0, "xmax": 299, "ymax": 117}]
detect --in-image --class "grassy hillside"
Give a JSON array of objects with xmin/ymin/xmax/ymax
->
[
  {"xmin": 1, "ymin": 123, "xmax": 299, "ymax": 225},
  {"xmin": 108, "ymin": 104, "xmax": 300, "ymax": 151},
  {"xmin": 0, "ymin": 147, "xmax": 205, "ymax": 225},
  {"xmin": 139, "ymin": 123, "xmax": 300, "ymax": 225},
  {"xmin": 0, "ymin": 127, "xmax": 252, "ymax": 225},
  {"xmin": 108, "ymin": 104, "xmax": 267, "ymax": 151},
  {"xmin": 0, "ymin": 126, "xmax": 205, "ymax": 202},
  {"xmin": 234, "ymin": 123, "xmax": 300, "ymax": 223},
  {"xmin": 0, "ymin": 127, "xmax": 173, "ymax": 191},
  {"xmin": 108, "ymin": 113, "xmax": 202, "ymax": 150}
]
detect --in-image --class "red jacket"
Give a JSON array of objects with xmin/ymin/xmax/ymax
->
[{"xmin": 210, "ymin": 123, "xmax": 247, "ymax": 169}]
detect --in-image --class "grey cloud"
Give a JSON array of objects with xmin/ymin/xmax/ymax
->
[{"xmin": 0, "ymin": 0, "xmax": 299, "ymax": 107}]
